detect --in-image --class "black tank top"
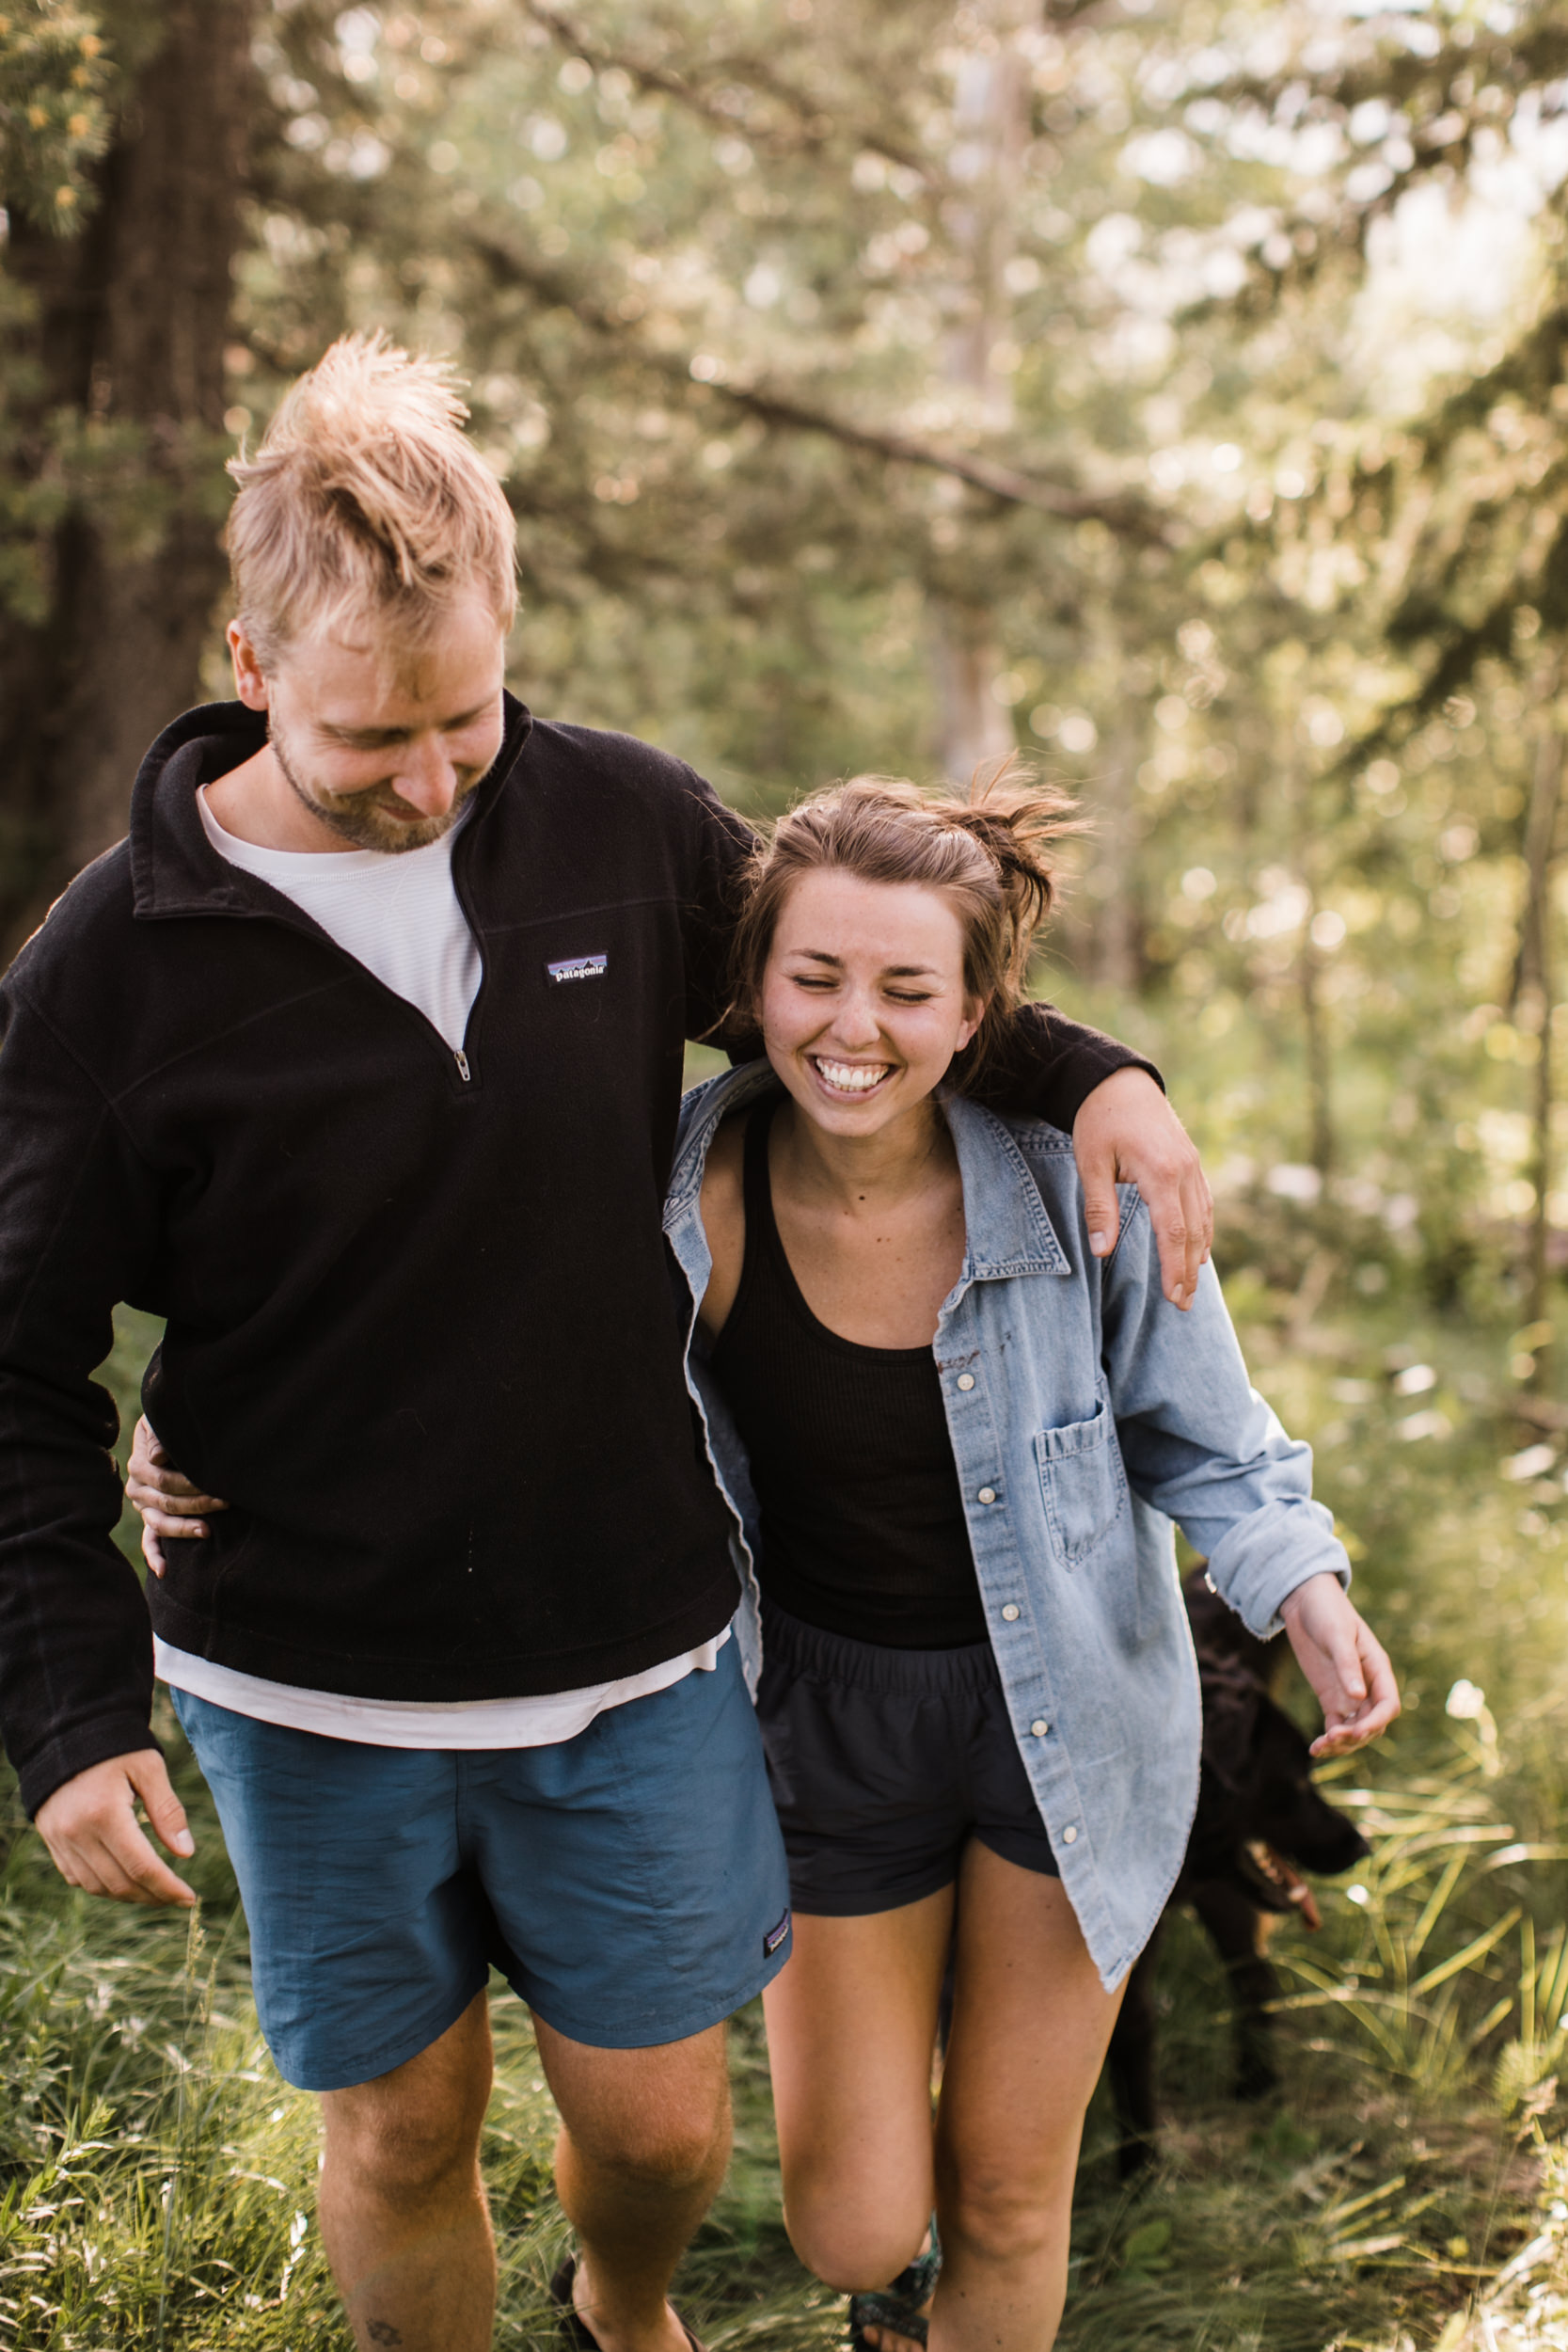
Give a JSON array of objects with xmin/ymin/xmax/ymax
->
[{"xmin": 707, "ymin": 1097, "xmax": 989, "ymax": 1648}]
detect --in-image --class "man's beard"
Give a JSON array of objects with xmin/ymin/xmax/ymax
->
[{"xmin": 271, "ymin": 723, "xmax": 478, "ymax": 854}]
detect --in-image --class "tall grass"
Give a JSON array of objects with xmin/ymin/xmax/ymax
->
[{"xmin": 8, "ymin": 1238, "xmax": 1568, "ymax": 2346}]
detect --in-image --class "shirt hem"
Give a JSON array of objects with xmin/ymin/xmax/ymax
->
[
  {"xmin": 146, "ymin": 1572, "xmax": 739, "ymax": 1703},
  {"xmin": 154, "ymin": 1628, "xmax": 731, "ymax": 1749}
]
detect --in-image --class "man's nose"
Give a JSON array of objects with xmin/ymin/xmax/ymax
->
[{"xmin": 393, "ymin": 734, "xmax": 460, "ymax": 815}]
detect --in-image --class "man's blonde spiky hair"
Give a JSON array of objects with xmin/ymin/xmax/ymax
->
[{"xmin": 226, "ymin": 332, "xmax": 518, "ymax": 664}]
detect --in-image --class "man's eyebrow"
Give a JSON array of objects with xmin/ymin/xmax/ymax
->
[{"xmin": 317, "ymin": 700, "xmax": 494, "ymax": 747}]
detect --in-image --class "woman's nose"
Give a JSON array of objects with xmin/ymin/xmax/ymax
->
[{"xmin": 828, "ymin": 989, "xmax": 883, "ymax": 1049}]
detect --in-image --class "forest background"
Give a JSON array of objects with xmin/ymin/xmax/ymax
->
[{"xmin": 8, "ymin": 0, "xmax": 1568, "ymax": 2345}]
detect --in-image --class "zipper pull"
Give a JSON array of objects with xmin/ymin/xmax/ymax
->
[{"xmin": 454, "ymin": 1049, "xmax": 471, "ymax": 1082}]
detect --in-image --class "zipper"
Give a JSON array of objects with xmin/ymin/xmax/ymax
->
[{"xmin": 165, "ymin": 855, "xmax": 486, "ymax": 1091}]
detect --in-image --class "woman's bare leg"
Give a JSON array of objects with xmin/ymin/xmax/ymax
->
[
  {"xmin": 926, "ymin": 1840, "xmax": 1123, "ymax": 2352},
  {"xmin": 761, "ymin": 1887, "xmax": 954, "ymax": 2293}
]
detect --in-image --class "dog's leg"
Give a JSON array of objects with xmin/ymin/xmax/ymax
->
[
  {"xmin": 1106, "ymin": 1928, "xmax": 1163, "ymax": 2175},
  {"xmin": 1190, "ymin": 1881, "xmax": 1281, "ymax": 2101}
]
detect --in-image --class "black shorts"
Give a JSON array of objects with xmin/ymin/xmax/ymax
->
[{"xmin": 755, "ymin": 1599, "xmax": 1060, "ymax": 1917}]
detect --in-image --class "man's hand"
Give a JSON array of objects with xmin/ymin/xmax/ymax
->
[
  {"xmin": 35, "ymin": 1749, "xmax": 197, "ymax": 1907},
  {"xmin": 125, "ymin": 1414, "xmax": 227, "ymax": 1578},
  {"xmin": 1073, "ymin": 1066, "xmax": 1213, "ymax": 1309},
  {"xmin": 1279, "ymin": 1572, "xmax": 1401, "ymax": 1757}
]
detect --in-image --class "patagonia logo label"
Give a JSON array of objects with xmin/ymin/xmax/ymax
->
[
  {"xmin": 764, "ymin": 1910, "xmax": 791, "ymax": 1959},
  {"xmin": 547, "ymin": 953, "xmax": 608, "ymax": 984}
]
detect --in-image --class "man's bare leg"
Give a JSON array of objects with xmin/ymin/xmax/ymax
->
[
  {"xmin": 318, "ymin": 1990, "xmax": 497, "ymax": 2352},
  {"xmin": 535, "ymin": 2014, "xmax": 732, "ymax": 2352}
]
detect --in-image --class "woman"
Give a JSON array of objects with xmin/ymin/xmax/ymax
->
[
  {"xmin": 132, "ymin": 767, "xmax": 1397, "ymax": 2352},
  {"xmin": 659, "ymin": 769, "xmax": 1396, "ymax": 2352}
]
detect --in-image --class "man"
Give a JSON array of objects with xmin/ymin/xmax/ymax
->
[{"xmin": 0, "ymin": 335, "xmax": 1211, "ymax": 2352}]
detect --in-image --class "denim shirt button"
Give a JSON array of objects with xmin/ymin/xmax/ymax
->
[
  {"xmin": 1030, "ymin": 1717, "xmax": 1049, "ymax": 1737},
  {"xmin": 1062, "ymin": 1824, "xmax": 1078, "ymax": 1843},
  {"xmin": 1001, "ymin": 1604, "xmax": 1020, "ymax": 1622},
  {"xmin": 977, "ymin": 1486, "xmax": 997, "ymax": 1504},
  {"xmin": 957, "ymin": 1374, "xmax": 975, "ymax": 1391}
]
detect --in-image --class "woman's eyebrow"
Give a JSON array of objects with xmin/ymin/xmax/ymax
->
[{"xmin": 786, "ymin": 948, "xmax": 941, "ymax": 979}]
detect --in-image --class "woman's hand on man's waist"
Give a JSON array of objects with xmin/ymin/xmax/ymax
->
[{"xmin": 125, "ymin": 1415, "xmax": 228, "ymax": 1576}]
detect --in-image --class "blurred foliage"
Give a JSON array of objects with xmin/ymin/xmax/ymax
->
[
  {"xmin": 0, "ymin": 2, "xmax": 113, "ymax": 230},
  {"xmin": 3, "ymin": 0, "xmax": 1562, "ymax": 1325},
  {"xmin": 12, "ymin": 1, "xmax": 1568, "ymax": 2341}
]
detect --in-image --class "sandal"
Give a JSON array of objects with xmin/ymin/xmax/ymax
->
[
  {"xmin": 847, "ymin": 2228, "xmax": 942, "ymax": 2351},
  {"xmin": 549, "ymin": 2254, "xmax": 708, "ymax": 2352}
]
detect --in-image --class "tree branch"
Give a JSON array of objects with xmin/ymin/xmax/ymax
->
[
  {"xmin": 472, "ymin": 230, "xmax": 1170, "ymax": 542},
  {"xmin": 707, "ymin": 377, "xmax": 1170, "ymax": 539},
  {"xmin": 515, "ymin": 0, "xmax": 938, "ymax": 181}
]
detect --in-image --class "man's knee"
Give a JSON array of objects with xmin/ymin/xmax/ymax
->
[
  {"xmin": 326, "ymin": 2095, "xmax": 486, "ymax": 2207},
  {"xmin": 560, "ymin": 2093, "xmax": 727, "ymax": 2196},
  {"xmin": 545, "ymin": 2020, "xmax": 731, "ymax": 2196},
  {"xmin": 323, "ymin": 2020, "xmax": 493, "ymax": 2206}
]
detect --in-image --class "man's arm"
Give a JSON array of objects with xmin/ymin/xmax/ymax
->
[
  {"xmin": 0, "ymin": 982, "xmax": 194, "ymax": 1900},
  {"xmin": 962, "ymin": 1001, "xmax": 1212, "ymax": 1309}
]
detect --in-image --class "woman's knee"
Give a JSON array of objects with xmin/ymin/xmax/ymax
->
[
  {"xmin": 784, "ymin": 2184, "xmax": 929, "ymax": 2295},
  {"xmin": 939, "ymin": 2165, "xmax": 1067, "ymax": 2267}
]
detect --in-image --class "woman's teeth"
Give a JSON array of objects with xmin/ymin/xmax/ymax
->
[{"xmin": 814, "ymin": 1058, "xmax": 891, "ymax": 1094}]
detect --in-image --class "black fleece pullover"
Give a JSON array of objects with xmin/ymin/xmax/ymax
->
[{"xmin": 0, "ymin": 698, "xmax": 1154, "ymax": 1816}]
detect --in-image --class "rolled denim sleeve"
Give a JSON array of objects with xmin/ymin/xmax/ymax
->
[{"xmin": 1099, "ymin": 1192, "xmax": 1350, "ymax": 1638}]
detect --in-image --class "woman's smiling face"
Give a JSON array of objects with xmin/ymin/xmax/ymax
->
[{"xmin": 759, "ymin": 867, "xmax": 986, "ymax": 1135}]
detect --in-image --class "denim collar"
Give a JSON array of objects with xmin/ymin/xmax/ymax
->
[{"xmin": 666, "ymin": 1059, "xmax": 1071, "ymax": 1280}]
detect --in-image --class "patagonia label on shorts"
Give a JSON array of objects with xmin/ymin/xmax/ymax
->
[
  {"xmin": 547, "ymin": 953, "xmax": 609, "ymax": 984},
  {"xmin": 764, "ymin": 1910, "xmax": 791, "ymax": 1958}
]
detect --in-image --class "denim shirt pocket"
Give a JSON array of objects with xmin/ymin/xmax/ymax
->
[{"xmin": 1034, "ymin": 1394, "xmax": 1129, "ymax": 1568}]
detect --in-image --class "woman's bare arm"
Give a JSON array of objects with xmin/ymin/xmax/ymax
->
[{"xmin": 696, "ymin": 1116, "xmax": 748, "ymax": 1341}]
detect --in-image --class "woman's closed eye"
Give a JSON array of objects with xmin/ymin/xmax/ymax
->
[{"xmin": 786, "ymin": 974, "xmax": 934, "ymax": 1006}]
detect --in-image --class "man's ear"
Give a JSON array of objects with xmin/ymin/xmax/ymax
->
[{"xmin": 227, "ymin": 620, "xmax": 272, "ymax": 712}]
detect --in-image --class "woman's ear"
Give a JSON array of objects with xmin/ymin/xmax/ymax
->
[{"xmin": 956, "ymin": 993, "xmax": 990, "ymax": 1054}]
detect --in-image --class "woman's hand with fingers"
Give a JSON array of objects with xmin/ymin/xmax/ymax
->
[
  {"xmin": 124, "ymin": 1414, "xmax": 229, "ymax": 1578},
  {"xmin": 1279, "ymin": 1572, "xmax": 1400, "ymax": 1756}
]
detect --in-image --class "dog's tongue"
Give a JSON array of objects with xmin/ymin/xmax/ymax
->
[
  {"xmin": 1275, "ymin": 1854, "xmax": 1323, "ymax": 1931},
  {"xmin": 1247, "ymin": 1840, "xmax": 1324, "ymax": 1931}
]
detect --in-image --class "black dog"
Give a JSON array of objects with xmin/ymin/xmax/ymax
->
[{"xmin": 1104, "ymin": 1568, "xmax": 1370, "ymax": 2175}]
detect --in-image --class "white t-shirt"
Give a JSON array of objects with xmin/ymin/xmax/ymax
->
[{"xmin": 152, "ymin": 788, "xmax": 727, "ymax": 1748}]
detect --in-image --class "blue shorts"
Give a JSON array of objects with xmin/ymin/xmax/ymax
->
[{"xmin": 171, "ymin": 1640, "xmax": 791, "ymax": 2090}]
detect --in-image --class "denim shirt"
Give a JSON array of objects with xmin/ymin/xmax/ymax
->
[{"xmin": 663, "ymin": 1061, "xmax": 1350, "ymax": 1990}]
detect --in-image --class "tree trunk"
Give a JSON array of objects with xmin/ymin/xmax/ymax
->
[
  {"xmin": 931, "ymin": 619, "xmax": 1015, "ymax": 787},
  {"xmin": 929, "ymin": 19, "xmax": 1026, "ymax": 787},
  {"xmin": 1515, "ymin": 716, "xmax": 1564, "ymax": 1362},
  {"xmin": 1301, "ymin": 922, "xmax": 1333, "ymax": 1182},
  {"xmin": 0, "ymin": 0, "xmax": 252, "ymax": 950}
]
